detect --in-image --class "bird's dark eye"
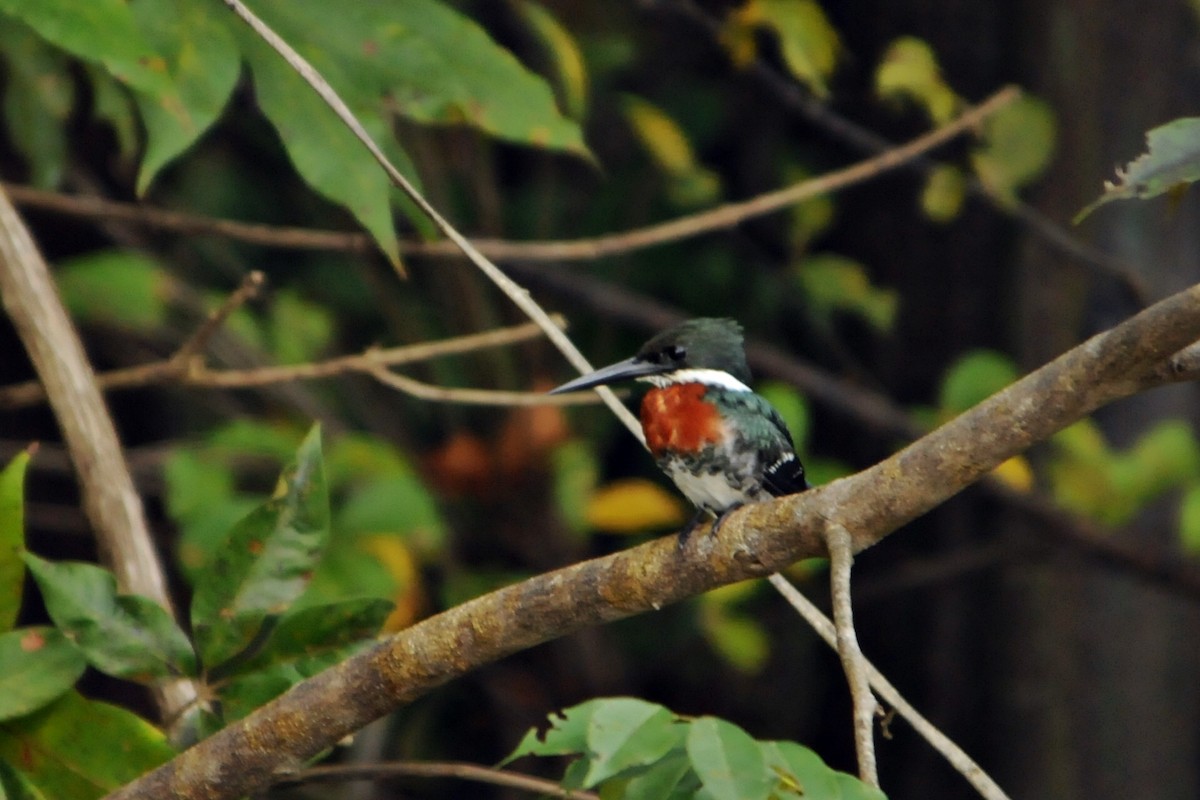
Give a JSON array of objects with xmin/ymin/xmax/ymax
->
[{"xmin": 665, "ymin": 345, "xmax": 686, "ymax": 361}]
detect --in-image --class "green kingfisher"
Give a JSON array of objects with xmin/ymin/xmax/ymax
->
[{"xmin": 550, "ymin": 318, "xmax": 808, "ymax": 538}]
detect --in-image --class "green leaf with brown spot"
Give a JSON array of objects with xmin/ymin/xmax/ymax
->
[
  {"xmin": 0, "ymin": 628, "xmax": 85, "ymax": 721},
  {"xmin": 23, "ymin": 554, "xmax": 196, "ymax": 682},
  {"xmin": 191, "ymin": 425, "xmax": 329, "ymax": 671},
  {"xmin": 1076, "ymin": 117, "xmax": 1200, "ymax": 222}
]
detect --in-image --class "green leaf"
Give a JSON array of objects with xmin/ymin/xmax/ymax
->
[
  {"xmin": 235, "ymin": 597, "xmax": 391, "ymax": 675},
  {"xmin": 0, "ymin": 451, "xmax": 31, "ymax": 633},
  {"xmin": 757, "ymin": 0, "xmax": 840, "ymax": 98},
  {"xmin": 937, "ymin": 350, "xmax": 1019, "ymax": 415},
  {"xmin": 0, "ymin": 628, "xmax": 85, "ymax": 721},
  {"xmin": 22, "ymin": 554, "xmax": 196, "ymax": 681},
  {"xmin": 234, "ymin": 23, "xmax": 404, "ymax": 265},
  {"xmin": 0, "ymin": 0, "xmax": 171, "ymax": 94},
  {"xmin": 267, "ymin": 290, "xmax": 335, "ymax": 366},
  {"xmin": 552, "ymin": 440, "xmax": 600, "ymax": 536},
  {"xmin": 794, "ymin": 253, "xmax": 898, "ymax": 332},
  {"xmin": 505, "ymin": 699, "xmax": 606, "ymax": 763},
  {"xmin": 687, "ymin": 717, "xmax": 773, "ymax": 800},
  {"xmin": 1077, "ymin": 117, "xmax": 1200, "ymax": 222},
  {"xmin": 191, "ymin": 425, "xmax": 330, "ymax": 670},
  {"xmin": 336, "ymin": 473, "xmax": 446, "ymax": 553},
  {"xmin": 623, "ymin": 752, "xmax": 697, "ymax": 800},
  {"xmin": 1179, "ymin": 485, "xmax": 1200, "ymax": 554},
  {"xmin": 0, "ymin": 20, "xmax": 72, "ymax": 188},
  {"xmin": 87, "ymin": 65, "xmax": 140, "ymax": 164},
  {"xmin": 56, "ymin": 250, "xmax": 174, "ymax": 330},
  {"xmin": 516, "ymin": 1, "xmax": 589, "ymax": 120},
  {"xmin": 875, "ymin": 36, "xmax": 959, "ymax": 124},
  {"xmin": 760, "ymin": 740, "xmax": 840, "ymax": 797},
  {"xmin": 971, "ymin": 95, "xmax": 1056, "ymax": 205},
  {"xmin": 0, "ymin": 759, "xmax": 46, "ymax": 800},
  {"xmin": 0, "ymin": 690, "xmax": 172, "ymax": 798},
  {"xmin": 132, "ymin": 0, "xmax": 241, "ymax": 193},
  {"xmin": 583, "ymin": 699, "xmax": 685, "ymax": 786},
  {"xmin": 921, "ymin": 164, "xmax": 967, "ymax": 223}
]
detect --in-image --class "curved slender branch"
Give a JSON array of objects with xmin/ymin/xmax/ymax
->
[
  {"xmin": 825, "ymin": 524, "xmax": 878, "ymax": 787},
  {"xmin": 1, "ymin": 86, "xmax": 1016, "ymax": 263},
  {"xmin": 106, "ymin": 279, "xmax": 1200, "ymax": 800},
  {"xmin": 766, "ymin": 574, "xmax": 1011, "ymax": 800}
]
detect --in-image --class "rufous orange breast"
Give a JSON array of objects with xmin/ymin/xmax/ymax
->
[{"xmin": 639, "ymin": 383, "xmax": 725, "ymax": 457}]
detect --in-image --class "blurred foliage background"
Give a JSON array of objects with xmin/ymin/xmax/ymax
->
[{"xmin": 1, "ymin": 0, "xmax": 1200, "ymax": 798}]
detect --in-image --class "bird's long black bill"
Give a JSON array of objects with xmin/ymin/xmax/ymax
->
[{"xmin": 548, "ymin": 356, "xmax": 664, "ymax": 394}]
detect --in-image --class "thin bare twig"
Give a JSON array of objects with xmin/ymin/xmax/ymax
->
[
  {"xmin": 766, "ymin": 575, "xmax": 1011, "ymax": 800},
  {"xmin": 366, "ymin": 365, "xmax": 610, "ymax": 406},
  {"xmin": 825, "ymin": 524, "xmax": 878, "ymax": 787},
  {"xmin": 4, "ymin": 87, "xmax": 1017, "ymax": 265},
  {"xmin": 278, "ymin": 761, "xmax": 599, "ymax": 799},
  {"xmin": 0, "ymin": 316, "xmax": 581, "ymax": 409},
  {"xmin": 172, "ymin": 270, "xmax": 265, "ymax": 362}
]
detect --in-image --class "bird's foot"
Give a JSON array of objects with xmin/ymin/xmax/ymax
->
[
  {"xmin": 709, "ymin": 503, "xmax": 744, "ymax": 537},
  {"xmin": 677, "ymin": 508, "xmax": 712, "ymax": 549}
]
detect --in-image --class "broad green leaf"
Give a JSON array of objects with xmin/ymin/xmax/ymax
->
[
  {"xmin": 234, "ymin": 24, "xmax": 404, "ymax": 265},
  {"xmin": 585, "ymin": 479, "xmax": 687, "ymax": 534},
  {"xmin": 757, "ymin": 0, "xmax": 840, "ymax": 98},
  {"xmin": 875, "ymin": 36, "xmax": 959, "ymax": 124},
  {"xmin": 56, "ymin": 250, "xmax": 174, "ymax": 330},
  {"xmin": 22, "ymin": 554, "xmax": 196, "ymax": 681},
  {"xmin": 757, "ymin": 382, "xmax": 811, "ymax": 450},
  {"xmin": 938, "ymin": 350, "xmax": 1019, "ymax": 415},
  {"xmin": 761, "ymin": 740, "xmax": 838, "ymax": 797},
  {"xmin": 0, "ymin": 628, "xmax": 85, "ymax": 721},
  {"xmin": 623, "ymin": 752, "xmax": 697, "ymax": 800},
  {"xmin": 583, "ymin": 699, "xmax": 685, "ymax": 786},
  {"xmin": 831, "ymin": 770, "xmax": 888, "ymax": 799},
  {"xmin": 517, "ymin": 1, "xmax": 589, "ymax": 120},
  {"xmin": 972, "ymin": 95, "xmax": 1056, "ymax": 205},
  {"xmin": 299, "ymin": 539, "xmax": 400, "ymax": 610},
  {"xmin": 1077, "ymin": 117, "xmax": 1200, "ymax": 222},
  {"xmin": 252, "ymin": 0, "xmax": 588, "ymax": 153},
  {"xmin": 794, "ymin": 253, "xmax": 898, "ymax": 332},
  {"xmin": 921, "ymin": 164, "xmax": 967, "ymax": 223},
  {"xmin": 0, "ymin": 21, "xmax": 72, "ymax": 188},
  {"xmin": 505, "ymin": 699, "xmax": 607, "ymax": 763},
  {"xmin": 0, "ymin": 690, "xmax": 172, "ymax": 799},
  {"xmin": 236, "ymin": 597, "xmax": 391, "ymax": 674},
  {"xmin": 0, "ymin": 759, "xmax": 45, "ymax": 800},
  {"xmin": 1129, "ymin": 420, "xmax": 1200, "ymax": 491},
  {"xmin": 686, "ymin": 717, "xmax": 774, "ymax": 800},
  {"xmin": 191, "ymin": 425, "xmax": 329, "ymax": 670},
  {"xmin": 0, "ymin": 0, "xmax": 170, "ymax": 94},
  {"xmin": 1179, "ymin": 485, "xmax": 1200, "ymax": 554},
  {"xmin": 0, "ymin": 451, "xmax": 31, "ymax": 632},
  {"xmin": 132, "ymin": 0, "xmax": 241, "ymax": 193}
]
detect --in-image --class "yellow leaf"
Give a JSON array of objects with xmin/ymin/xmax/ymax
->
[
  {"xmin": 756, "ymin": 0, "xmax": 841, "ymax": 97},
  {"xmin": 991, "ymin": 456, "xmax": 1034, "ymax": 492},
  {"xmin": 585, "ymin": 478, "xmax": 687, "ymax": 534},
  {"xmin": 516, "ymin": 1, "xmax": 589, "ymax": 120},
  {"xmin": 621, "ymin": 94, "xmax": 697, "ymax": 176},
  {"xmin": 971, "ymin": 95, "xmax": 1056, "ymax": 204},
  {"xmin": 360, "ymin": 535, "xmax": 424, "ymax": 632},
  {"xmin": 875, "ymin": 36, "xmax": 960, "ymax": 124},
  {"xmin": 921, "ymin": 164, "xmax": 966, "ymax": 223}
]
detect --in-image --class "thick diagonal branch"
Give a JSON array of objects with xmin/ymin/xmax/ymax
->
[{"xmin": 107, "ymin": 281, "xmax": 1200, "ymax": 800}]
